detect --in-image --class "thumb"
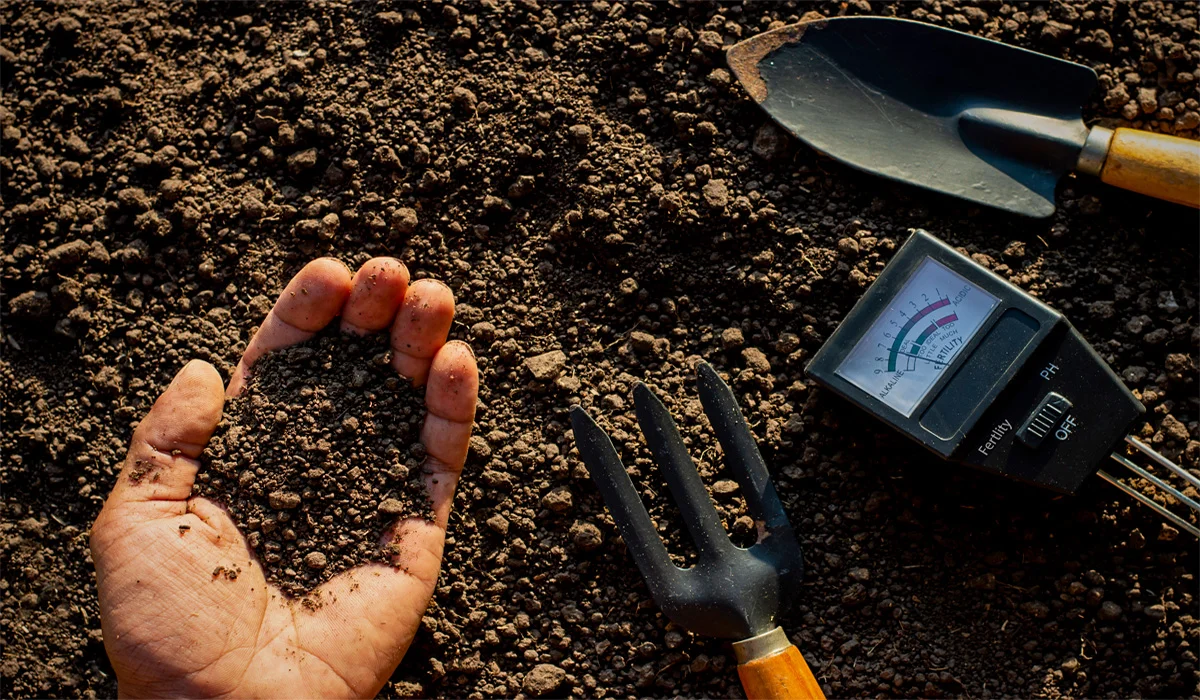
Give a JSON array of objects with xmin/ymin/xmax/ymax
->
[{"xmin": 105, "ymin": 359, "xmax": 225, "ymax": 506}]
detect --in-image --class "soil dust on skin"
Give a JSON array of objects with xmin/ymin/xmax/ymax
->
[
  {"xmin": 195, "ymin": 330, "xmax": 433, "ymax": 598},
  {"xmin": 1, "ymin": 1, "xmax": 1198, "ymax": 698}
]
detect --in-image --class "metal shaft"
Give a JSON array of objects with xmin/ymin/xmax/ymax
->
[
  {"xmin": 1109, "ymin": 452, "xmax": 1200, "ymax": 514},
  {"xmin": 1126, "ymin": 435, "xmax": 1200, "ymax": 490},
  {"xmin": 1096, "ymin": 469, "xmax": 1200, "ymax": 538},
  {"xmin": 1098, "ymin": 437, "xmax": 1200, "ymax": 538}
]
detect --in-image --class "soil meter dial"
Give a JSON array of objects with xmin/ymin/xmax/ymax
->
[
  {"xmin": 834, "ymin": 258, "xmax": 999, "ymax": 418},
  {"xmin": 808, "ymin": 231, "xmax": 1200, "ymax": 535}
]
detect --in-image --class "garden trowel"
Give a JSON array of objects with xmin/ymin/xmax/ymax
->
[{"xmin": 727, "ymin": 16, "xmax": 1200, "ymax": 217}]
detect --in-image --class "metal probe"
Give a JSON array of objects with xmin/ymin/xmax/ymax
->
[{"xmin": 1096, "ymin": 436, "xmax": 1200, "ymax": 538}]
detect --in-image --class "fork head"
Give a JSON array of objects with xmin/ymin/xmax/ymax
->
[{"xmin": 570, "ymin": 362, "xmax": 804, "ymax": 640}]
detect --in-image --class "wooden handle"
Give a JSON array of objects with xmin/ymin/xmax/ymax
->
[
  {"xmin": 737, "ymin": 644, "xmax": 825, "ymax": 700},
  {"xmin": 1100, "ymin": 128, "xmax": 1200, "ymax": 208}
]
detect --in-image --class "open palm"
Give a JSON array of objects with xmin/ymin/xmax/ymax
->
[{"xmin": 90, "ymin": 258, "xmax": 478, "ymax": 698}]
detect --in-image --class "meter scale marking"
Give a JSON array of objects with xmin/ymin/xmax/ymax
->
[{"xmin": 885, "ymin": 296, "xmax": 958, "ymax": 371}]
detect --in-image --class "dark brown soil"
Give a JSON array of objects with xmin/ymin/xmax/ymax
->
[
  {"xmin": 195, "ymin": 331, "xmax": 431, "ymax": 597},
  {"xmin": 2, "ymin": 1, "xmax": 1198, "ymax": 699}
]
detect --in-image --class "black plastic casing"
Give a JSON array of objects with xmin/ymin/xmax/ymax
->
[{"xmin": 807, "ymin": 230, "xmax": 1144, "ymax": 494}]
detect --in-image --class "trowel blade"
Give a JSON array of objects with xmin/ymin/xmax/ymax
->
[{"xmin": 727, "ymin": 17, "xmax": 1098, "ymax": 218}]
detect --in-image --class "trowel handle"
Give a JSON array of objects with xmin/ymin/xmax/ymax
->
[
  {"xmin": 1090, "ymin": 127, "xmax": 1200, "ymax": 208},
  {"xmin": 734, "ymin": 627, "xmax": 825, "ymax": 700}
]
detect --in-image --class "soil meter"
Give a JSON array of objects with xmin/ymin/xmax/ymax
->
[{"xmin": 807, "ymin": 230, "xmax": 1200, "ymax": 536}]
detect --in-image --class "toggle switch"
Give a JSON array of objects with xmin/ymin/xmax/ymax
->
[{"xmin": 1017, "ymin": 392, "xmax": 1073, "ymax": 449}]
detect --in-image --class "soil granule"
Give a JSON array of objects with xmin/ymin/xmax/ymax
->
[{"xmin": 195, "ymin": 331, "xmax": 432, "ymax": 597}]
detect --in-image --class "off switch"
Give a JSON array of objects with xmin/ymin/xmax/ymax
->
[{"xmin": 1017, "ymin": 392, "xmax": 1072, "ymax": 449}]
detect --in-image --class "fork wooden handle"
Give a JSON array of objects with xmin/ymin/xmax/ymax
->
[
  {"xmin": 734, "ymin": 628, "xmax": 825, "ymax": 700},
  {"xmin": 1098, "ymin": 128, "xmax": 1200, "ymax": 208}
]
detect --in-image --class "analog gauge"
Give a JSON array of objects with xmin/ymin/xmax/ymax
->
[{"xmin": 835, "ymin": 257, "xmax": 1000, "ymax": 416}]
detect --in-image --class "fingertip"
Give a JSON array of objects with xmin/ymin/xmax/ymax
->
[
  {"xmin": 442, "ymin": 338, "xmax": 476, "ymax": 361},
  {"xmin": 315, "ymin": 256, "xmax": 353, "ymax": 276},
  {"xmin": 306, "ymin": 256, "xmax": 355, "ymax": 286},
  {"xmin": 341, "ymin": 257, "xmax": 410, "ymax": 335},
  {"xmin": 238, "ymin": 259, "xmax": 354, "ymax": 377},
  {"xmin": 226, "ymin": 364, "xmax": 248, "ymax": 398},
  {"xmin": 166, "ymin": 359, "xmax": 224, "ymax": 411},
  {"xmin": 272, "ymin": 257, "xmax": 354, "ymax": 332},
  {"xmin": 139, "ymin": 359, "xmax": 226, "ymax": 460},
  {"xmin": 434, "ymin": 339, "xmax": 478, "ymax": 370},
  {"xmin": 370, "ymin": 255, "xmax": 410, "ymax": 279},
  {"xmin": 416, "ymin": 279, "xmax": 455, "ymax": 314},
  {"xmin": 180, "ymin": 358, "xmax": 223, "ymax": 386},
  {"xmin": 426, "ymin": 341, "xmax": 479, "ymax": 423},
  {"xmin": 415, "ymin": 276, "xmax": 455, "ymax": 300},
  {"xmin": 388, "ymin": 278, "xmax": 458, "ymax": 384},
  {"xmin": 390, "ymin": 279, "xmax": 456, "ymax": 352}
]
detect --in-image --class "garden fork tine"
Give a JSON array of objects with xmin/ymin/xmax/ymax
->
[
  {"xmin": 569, "ymin": 407, "xmax": 683, "ymax": 598},
  {"xmin": 696, "ymin": 363, "xmax": 794, "ymax": 541},
  {"xmin": 634, "ymin": 382, "xmax": 735, "ymax": 558}
]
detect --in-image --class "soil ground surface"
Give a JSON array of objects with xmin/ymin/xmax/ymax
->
[{"xmin": 2, "ymin": 1, "xmax": 1198, "ymax": 698}]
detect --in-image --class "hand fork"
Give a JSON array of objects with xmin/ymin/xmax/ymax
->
[{"xmin": 570, "ymin": 362, "xmax": 825, "ymax": 700}]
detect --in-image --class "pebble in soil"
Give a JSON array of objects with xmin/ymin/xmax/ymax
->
[{"xmin": 195, "ymin": 331, "xmax": 433, "ymax": 597}]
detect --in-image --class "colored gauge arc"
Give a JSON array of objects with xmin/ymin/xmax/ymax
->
[{"xmin": 884, "ymin": 296, "xmax": 959, "ymax": 372}]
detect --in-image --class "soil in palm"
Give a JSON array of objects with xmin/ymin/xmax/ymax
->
[{"xmin": 195, "ymin": 330, "xmax": 432, "ymax": 597}]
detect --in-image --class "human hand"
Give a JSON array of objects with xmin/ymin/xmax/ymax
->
[{"xmin": 90, "ymin": 257, "xmax": 479, "ymax": 698}]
